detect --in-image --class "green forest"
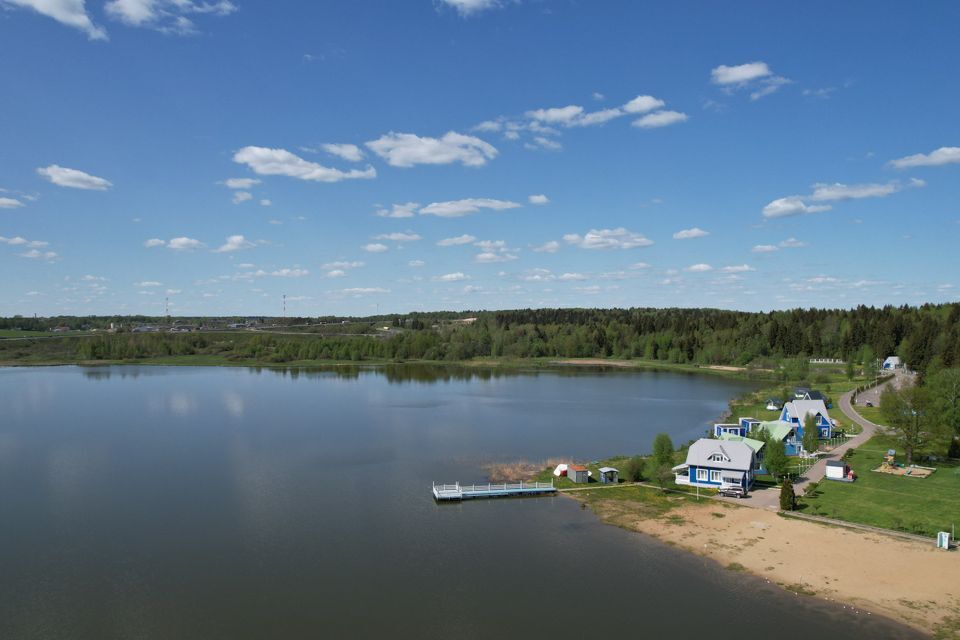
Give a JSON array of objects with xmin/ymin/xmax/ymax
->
[{"xmin": 2, "ymin": 303, "xmax": 958, "ymax": 374}]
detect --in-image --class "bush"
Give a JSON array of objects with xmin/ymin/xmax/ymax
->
[
  {"xmin": 624, "ymin": 455, "xmax": 645, "ymax": 482},
  {"xmin": 779, "ymin": 478, "xmax": 796, "ymax": 511}
]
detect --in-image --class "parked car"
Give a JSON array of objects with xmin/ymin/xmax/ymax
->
[{"xmin": 718, "ymin": 484, "xmax": 748, "ymax": 498}]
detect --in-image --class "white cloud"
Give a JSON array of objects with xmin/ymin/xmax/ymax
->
[
  {"xmin": 233, "ymin": 146, "xmax": 376, "ymax": 182},
  {"xmin": 533, "ymin": 240, "xmax": 560, "ymax": 253},
  {"xmin": 672, "ymin": 227, "xmax": 709, "ymax": 240},
  {"xmin": 711, "ymin": 62, "xmax": 772, "ymax": 85},
  {"xmin": 525, "ymin": 136, "xmax": 562, "ymax": 151},
  {"xmin": 325, "ymin": 269, "xmax": 346, "ymax": 278},
  {"xmin": 433, "ymin": 272, "xmax": 468, "ymax": 282},
  {"xmin": 719, "ymin": 264, "xmax": 755, "ymax": 273},
  {"xmin": 341, "ymin": 287, "xmax": 389, "ymax": 295},
  {"xmin": 528, "ymin": 194, "xmax": 549, "ymax": 205},
  {"xmin": 525, "ymin": 105, "xmax": 584, "ymax": 125},
  {"xmin": 104, "ymin": 0, "xmax": 236, "ymax": 35},
  {"xmin": 136, "ymin": 281, "xmax": 162, "ymax": 287},
  {"xmin": 685, "ymin": 263, "xmax": 713, "ymax": 272},
  {"xmin": 558, "ymin": 272, "xmax": 587, "ymax": 281},
  {"xmin": 889, "ymin": 146, "xmax": 960, "ymax": 169},
  {"xmin": 259, "ymin": 199, "xmax": 271, "ymax": 207},
  {"xmin": 1, "ymin": 235, "xmax": 47, "ymax": 248},
  {"xmin": 752, "ymin": 244, "xmax": 779, "ymax": 253},
  {"xmin": 622, "ymin": 95, "xmax": 665, "ymax": 114},
  {"xmin": 36, "ymin": 164, "xmax": 112, "ymax": 190},
  {"xmin": 419, "ymin": 198, "xmax": 520, "ymax": 217},
  {"xmin": 322, "ymin": 261, "xmax": 364, "ymax": 270},
  {"xmin": 144, "ymin": 238, "xmax": 166, "ymax": 248},
  {"xmin": 519, "ymin": 268, "xmax": 554, "ymax": 282},
  {"xmin": 563, "ymin": 228, "xmax": 653, "ymax": 250},
  {"xmin": 363, "ymin": 243, "xmax": 388, "ymax": 253},
  {"xmin": 474, "ymin": 239, "xmax": 519, "ymax": 263},
  {"xmin": 809, "ymin": 181, "xmax": 902, "ymax": 201},
  {"xmin": 592, "ymin": 92, "xmax": 605, "ymax": 101},
  {"xmin": 168, "ymin": 237, "xmax": 205, "ymax": 251},
  {"xmin": 0, "ymin": 197, "xmax": 24, "ymax": 208},
  {"xmin": 81, "ymin": 274, "xmax": 107, "ymax": 281},
  {"xmin": 779, "ymin": 237, "xmax": 807, "ymax": 248},
  {"xmin": 366, "ymin": 131, "xmax": 497, "ymax": 168},
  {"xmin": 232, "ymin": 191, "xmax": 253, "ymax": 204},
  {"xmin": 573, "ymin": 108, "xmax": 623, "ymax": 127},
  {"xmin": 166, "ymin": 289, "xmax": 181, "ymax": 295},
  {"xmin": 437, "ymin": 234, "xmax": 477, "ymax": 246},
  {"xmin": 223, "ymin": 178, "xmax": 260, "ymax": 189},
  {"xmin": 270, "ymin": 268, "xmax": 308, "ymax": 278},
  {"xmin": 632, "ymin": 110, "xmax": 688, "ymax": 129},
  {"xmin": 375, "ymin": 202, "xmax": 419, "ymax": 218},
  {"xmin": 439, "ymin": 0, "xmax": 500, "ymax": 16},
  {"xmin": 750, "ymin": 76, "xmax": 791, "ymax": 101},
  {"xmin": 6, "ymin": 0, "xmax": 107, "ymax": 40},
  {"xmin": 18, "ymin": 249, "xmax": 58, "ymax": 260},
  {"xmin": 408, "ymin": 260, "xmax": 425, "ymax": 267},
  {"xmin": 374, "ymin": 232, "xmax": 422, "ymax": 242},
  {"xmin": 473, "ymin": 120, "xmax": 502, "ymax": 133},
  {"xmin": 214, "ymin": 235, "xmax": 254, "ymax": 253},
  {"xmin": 629, "ymin": 262, "xmax": 651, "ymax": 270},
  {"xmin": 761, "ymin": 196, "xmax": 832, "ymax": 218},
  {"xmin": 322, "ymin": 143, "xmax": 364, "ymax": 162}
]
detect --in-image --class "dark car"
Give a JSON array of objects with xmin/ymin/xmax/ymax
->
[{"xmin": 718, "ymin": 485, "xmax": 748, "ymax": 498}]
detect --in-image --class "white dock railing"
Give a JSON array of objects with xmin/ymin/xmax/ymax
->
[{"xmin": 432, "ymin": 479, "xmax": 555, "ymax": 499}]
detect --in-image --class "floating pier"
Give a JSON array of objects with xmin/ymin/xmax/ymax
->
[{"xmin": 432, "ymin": 480, "xmax": 556, "ymax": 501}]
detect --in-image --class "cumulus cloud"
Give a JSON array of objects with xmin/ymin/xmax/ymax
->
[
  {"xmin": 270, "ymin": 268, "xmax": 308, "ymax": 277},
  {"xmin": 105, "ymin": 0, "xmax": 236, "ymax": 35},
  {"xmin": 433, "ymin": 272, "xmax": 468, "ymax": 282},
  {"xmin": 629, "ymin": 262, "xmax": 651, "ymax": 270},
  {"xmin": 0, "ymin": 197, "xmax": 24, "ymax": 208},
  {"xmin": 374, "ymin": 232, "xmax": 422, "ymax": 242},
  {"xmin": 168, "ymin": 237, "xmax": 205, "ymax": 251},
  {"xmin": 375, "ymin": 202, "xmax": 419, "ymax": 218},
  {"xmin": 0, "ymin": 235, "xmax": 48, "ymax": 248},
  {"xmin": 437, "ymin": 234, "xmax": 477, "ymax": 246},
  {"xmin": 419, "ymin": 198, "xmax": 520, "ymax": 217},
  {"xmin": 711, "ymin": 61, "xmax": 790, "ymax": 100},
  {"xmin": 144, "ymin": 238, "xmax": 166, "ymax": 248},
  {"xmin": 622, "ymin": 95, "xmax": 665, "ymax": 114},
  {"xmin": 6, "ymin": 0, "xmax": 107, "ymax": 40},
  {"xmin": 779, "ymin": 237, "xmax": 807, "ymax": 248},
  {"xmin": 37, "ymin": 164, "xmax": 112, "ymax": 190},
  {"xmin": 889, "ymin": 146, "xmax": 960, "ymax": 169},
  {"xmin": 322, "ymin": 143, "xmax": 364, "ymax": 162},
  {"xmin": 528, "ymin": 194, "xmax": 550, "ymax": 206},
  {"xmin": 214, "ymin": 235, "xmax": 254, "ymax": 253},
  {"xmin": 533, "ymin": 240, "xmax": 560, "ymax": 253},
  {"xmin": 18, "ymin": 248, "xmax": 58, "ymax": 260},
  {"xmin": 223, "ymin": 178, "xmax": 260, "ymax": 189},
  {"xmin": 632, "ymin": 110, "xmax": 688, "ymax": 129},
  {"xmin": 474, "ymin": 239, "xmax": 518, "ymax": 263},
  {"xmin": 752, "ymin": 244, "xmax": 778, "ymax": 253},
  {"xmin": 340, "ymin": 287, "xmax": 389, "ymax": 295},
  {"xmin": 559, "ymin": 272, "xmax": 588, "ymax": 281},
  {"xmin": 366, "ymin": 131, "xmax": 497, "ymax": 168},
  {"xmin": 672, "ymin": 227, "xmax": 709, "ymax": 240},
  {"xmin": 259, "ymin": 199, "xmax": 271, "ymax": 206},
  {"xmin": 685, "ymin": 263, "xmax": 713, "ymax": 272},
  {"xmin": 526, "ymin": 105, "xmax": 584, "ymax": 125},
  {"xmin": 762, "ymin": 196, "xmax": 832, "ymax": 219},
  {"xmin": 325, "ymin": 269, "xmax": 346, "ymax": 278},
  {"xmin": 563, "ymin": 228, "xmax": 653, "ymax": 250},
  {"xmin": 136, "ymin": 280, "xmax": 162, "ymax": 287},
  {"xmin": 719, "ymin": 264, "xmax": 755, "ymax": 273},
  {"xmin": 322, "ymin": 260, "xmax": 364, "ymax": 270},
  {"xmin": 232, "ymin": 191, "xmax": 253, "ymax": 204},
  {"xmin": 363, "ymin": 243, "xmax": 388, "ymax": 253},
  {"xmin": 439, "ymin": 0, "xmax": 500, "ymax": 16},
  {"xmin": 233, "ymin": 146, "xmax": 376, "ymax": 182}
]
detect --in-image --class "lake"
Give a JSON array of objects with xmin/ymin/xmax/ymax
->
[{"xmin": 0, "ymin": 365, "xmax": 921, "ymax": 638}]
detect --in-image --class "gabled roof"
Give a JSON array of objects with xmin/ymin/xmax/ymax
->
[
  {"xmin": 718, "ymin": 433, "xmax": 765, "ymax": 453},
  {"xmin": 598, "ymin": 466, "xmax": 618, "ymax": 473},
  {"xmin": 568, "ymin": 464, "xmax": 588, "ymax": 472},
  {"xmin": 783, "ymin": 399, "xmax": 830, "ymax": 423},
  {"xmin": 684, "ymin": 438, "xmax": 754, "ymax": 471},
  {"xmin": 756, "ymin": 420, "xmax": 794, "ymax": 442}
]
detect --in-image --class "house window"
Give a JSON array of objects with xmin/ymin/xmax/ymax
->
[
  {"xmin": 710, "ymin": 470, "xmax": 722, "ymax": 483},
  {"xmin": 696, "ymin": 468, "xmax": 708, "ymax": 481},
  {"xmin": 708, "ymin": 453, "xmax": 730, "ymax": 462}
]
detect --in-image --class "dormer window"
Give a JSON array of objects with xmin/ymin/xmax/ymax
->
[{"xmin": 708, "ymin": 452, "xmax": 730, "ymax": 462}]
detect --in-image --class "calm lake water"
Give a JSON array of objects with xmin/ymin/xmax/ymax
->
[{"xmin": 0, "ymin": 366, "xmax": 920, "ymax": 639}]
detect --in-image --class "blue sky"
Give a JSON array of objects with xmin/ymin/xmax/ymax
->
[{"xmin": 1, "ymin": 0, "xmax": 959, "ymax": 317}]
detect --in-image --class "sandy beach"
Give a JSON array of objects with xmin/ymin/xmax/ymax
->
[{"xmin": 575, "ymin": 493, "xmax": 960, "ymax": 637}]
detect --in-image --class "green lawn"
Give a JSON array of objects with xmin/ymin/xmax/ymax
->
[
  {"xmin": 852, "ymin": 404, "xmax": 886, "ymax": 426},
  {"xmin": 801, "ymin": 435, "xmax": 960, "ymax": 536}
]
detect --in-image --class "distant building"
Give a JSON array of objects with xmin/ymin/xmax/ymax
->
[
  {"xmin": 598, "ymin": 467, "xmax": 619, "ymax": 484},
  {"xmin": 567, "ymin": 464, "xmax": 589, "ymax": 484},
  {"xmin": 780, "ymin": 400, "xmax": 833, "ymax": 440},
  {"xmin": 883, "ymin": 356, "xmax": 903, "ymax": 370}
]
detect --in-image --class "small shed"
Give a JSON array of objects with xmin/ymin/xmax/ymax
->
[
  {"xmin": 825, "ymin": 460, "xmax": 854, "ymax": 482},
  {"xmin": 567, "ymin": 464, "xmax": 589, "ymax": 484},
  {"xmin": 598, "ymin": 467, "xmax": 619, "ymax": 484}
]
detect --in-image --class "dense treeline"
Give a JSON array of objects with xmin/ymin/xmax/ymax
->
[{"xmin": 2, "ymin": 304, "xmax": 958, "ymax": 374}]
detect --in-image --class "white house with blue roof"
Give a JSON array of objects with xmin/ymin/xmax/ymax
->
[
  {"xmin": 779, "ymin": 400, "xmax": 834, "ymax": 439},
  {"xmin": 673, "ymin": 439, "xmax": 756, "ymax": 490}
]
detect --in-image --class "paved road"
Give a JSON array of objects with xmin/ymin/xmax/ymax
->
[{"xmin": 721, "ymin": 372, "xmax": 904, "ymax": 510}]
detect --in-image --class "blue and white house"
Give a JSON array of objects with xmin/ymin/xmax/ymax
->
[
  {"xmin": 780, "ymin": 400, "xmax": 834, "ymax": 439},
  {"xmin": 673, "ymin": 439, "xmax": 756, "ymax": 490},
  {"xmin": 713, "ymin": 417, "xmax": 760, "ymax": 438}
]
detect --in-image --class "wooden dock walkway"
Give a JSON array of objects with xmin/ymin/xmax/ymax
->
[{"xmin": 432, "ymin": 480, "xmax": 556, "ymax": 501}]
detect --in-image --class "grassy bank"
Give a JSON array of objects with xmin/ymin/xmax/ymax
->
[{"xmin": 801, "ymin": 434, "xmax": 960, "ymax": 536}]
